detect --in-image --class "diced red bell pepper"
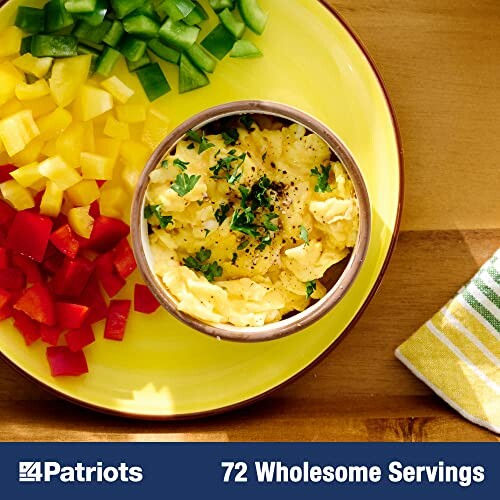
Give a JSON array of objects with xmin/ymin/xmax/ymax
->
[
  {"xmin": 89, "ymin": 200, "xmax": 100, "ymax": 218},
  {"xmin": 96, "ymin": 180, "xmax": 106, "ymax": 188},
  {"xmin": 33, "ymin": 190, "xmax": 44, "ymax": 209},
  {"xmin": 0, "ymin": 164, "xmax": 16, "ymax": 183},
  {"xmin": 0, "ymin": 304, "xmax": 13, "ymax": 321},
  {"xmin": 40, "ymin": 324, "xmax": 64, "ymax": 346},
  {"xmin": 82, "ymin": 216, "xmax": 130, "ymax": 253},
  {"xmin": 11, "ymin": 253, "xmax": 43, "ymax": 283},
  {"xmin": 13, "ymin": 310, "xmax": 41, "ymax": 345},
  {"xmin": 56, "ymin": 302, "xmax": 89, "ymax": 329},
  {"xmin": 51, "ymin": 256, "xmax": 94, "ymax": 297},
  {"xmin": 6, "ymin": 210, "xmax": 53, "ymax": 262},
  {"xmin": 13, "ymin": 282, "xmax": 56, "ymax": 325},
  {"xmin": 0, "ymin": 248, "xmax": 10, "ymax": 269},
  {"xmin": 0, "ymin": 268, "xmax": 26, "ymax": 291},
  {"xmin": 42, "ymin": 243, "xmax": 65, "ymax": 276},
  {"xmin": 0, "ymin": 199, "xmax": 16, "ymax": 229},
  {"xmin": 78, "ymin": 274, "xmax": 108, "ymax": 324},
  {"xmin": 53, "ymin": 212, "xmax": 68, "ymax": 230},
  {"xmin": 0, "ymin": 287, "xmax": 12, "ymax": 310},
  {"xmin": 112, "ymin": 238, "xmax": 136, "ymax": 279},
  {"xmin": 49, "ymin": 224, "xmax": 80, "ymax": 259},
  {"xmin": 65, "ymin": 325, "xmax": 95, "ymax": 352},
  {"xmin": 104, "ymin": 299, "xmax": 131, "ymax": 341},
  {"xmin": 134, "ymin": 284, "xmax": 161, "ymax": 314},
  {"xmin": 46, "ymin": 346, "xmax": 88, "ymax": 376},
  {"xmin": 96, "ymin": 252, "xmax": 126, "ymax": 298}
]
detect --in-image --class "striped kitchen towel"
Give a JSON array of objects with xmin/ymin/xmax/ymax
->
[{"xmin": 395, "ymin": 249, "xmax": 500, "ymax": 434}]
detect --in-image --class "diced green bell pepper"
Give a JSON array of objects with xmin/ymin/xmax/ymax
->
[
  {"xmin": 64, "ymin": 0, "xmax": 98, "ymax": 14},
  {"xmin": 218, "ymin": 8, "xmax": 245, "ymax": 38},
  {"xmin": 201, "ymin": 23, "xmax": 236, "ymax": 60},
  {"xmin": 74, "ymin": 0, "xmax": 108, "ymax": 26},
  {"xmin": 134, "ymin": 3, "xmax": 161, "ymax": 21},
  {"xmin": 209, "ymin": 0, "xmax": 233, "ymax": 12},
  {"xmin": 45, "ymin": 0, "xmax": 75, "ymax": 33},
  {"xmin": 183, "ymin": 2, "xmax": 208, "ymax": 26},
  {"xmin": 136, "ymin": 62, "xmax": 171, "ymax": 101},
  {"xmin": 162, "ymin": 0, "xmax": 196, "ymax": 21},
  {"xmin": 73, "ymin": 19, "xmax": 112, "ymax": 44},
  {"xmin": 95, "ymin": 47, "xmax": 121, "ymax": 76},
  {"xmin": 158, "ymin": 18, "xmax": 200, "ymax": 51},
  {"xmin": 126, "ymin": 52, "xmax": 150, "ymax": 71},
  {"xmin": 31, "ymin": 34, "xmax": 78, "ymax": 57},
  {"xmin": 110, "ymin": 0, "xmax": 146, "ymax": 19},
  {"xmin": 179, "ymin": 53, "xmax": 209, "ymax": 93},
  {"xmin": 186, "ymin": 43, "xmax": 217, "ymax": 73},
  {"xmin": 123, "ymin": 14, "xmax": 160, "ymax": 39},
  {"xmin": 237, "ymin": 0, "xmax": 267, "ymax": 35},
  {"xmin": 120, "ymin": 35, "xmax": 147, "ymax": 61},
  {"xmin": 15, "ymin": 7, "xmax": 45, "ymax": 34},
  {"xmin": 230, "ymin": 39, "xmax": 261, "ymax": 58},
  {"xmin": 77, "ymin": 42, "xmax": 101, "ymax": 72},
  {"xmin": 20, "ymin": 36, "xmax": 33, "ymax": 55},
  {"xmin": 102, "ymin": 20, "xmax": 124, "ymax": 47},
  {"xmin": 147, "ymin": 39, "xmax": 180, "ymax": 64}
]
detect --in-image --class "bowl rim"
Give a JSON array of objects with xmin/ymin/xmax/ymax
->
[{"xmin": 131, "ymin": 100, "xmax": 371, "ymax": 342}]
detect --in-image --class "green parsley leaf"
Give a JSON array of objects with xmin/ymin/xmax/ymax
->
[
  {"xmin": 186, "ymin": 130, "xmax": 202, "ymax": 143},
  {"xmin": 204, "ymin": 229, "xmax": 210, "ymax": 237},
  {"xmin": 214, "ymin": 203, "xmax": 230, "ymax": 225},
  {"xmin": 311, "ymin": 165, "xmax": 333, "ymax": 193},
  {"xmin": 174, "ymin": 158, "xmax": 189, "ymax": 171},
  {"xmin": 256, "ymin": 233, "xmax": 272, "ymax": 251},
  {"xmin": 237, "ymin": 239, "xmax": 249, "ymax": 250},
  {"xmin": 263, "ymin": 213, "xmax": 279, "ymax": 232},
  {"xmin": 306, "ymin": 280, "xmax": 316, "ymax": 299},
  {"xmin": 196, "ymin": 247, "xmax": 211, "ymax": 263},
  {"xmin": 171, "ymin": 173, "xmax": 201, "ymax": 197},
  {"xmin": 199, "ymin": 136, "xmax": 215, "ymax": 154},
  {"xmin": 209, "ymin": 152, "xmax": 246, "ymax": 184},
  {"xmin": 230, "ymin": 208, "xmax": 259, "ymax": 237},
  {"xmin": 144, "ymin": 204, "xmax": 173, "ymax": 229},
  {"xmin": 187, "ymin": 143, "xmax": 195, "ymax": 150},
  {"xmin": 231, "ymin": 252, "xmax": 238, "ymax": 264},
  {"xmin": 300, "ymin": 225, "xmax": 310, "ymax": 245},
  {"xmin": 240, "ymin": 114, "xmax": 254, "ymax": 130},
  {"xmin": 221, "ymin": 128, "xmax": 239, "ymax": 145},
  {"xmin": 252, "ymin": 175, "xmax": 272, "ymax": 209},
  {"xmin": 239, "ymin": 185, "xmax": 250, "ymax": 208},
  {"xmin": 183, "ymin": 248, "xmax": 222, "ymax": 282},
  {"xmin": 161, "ymin": 160, "xmax": 169, "ymax": 168}
]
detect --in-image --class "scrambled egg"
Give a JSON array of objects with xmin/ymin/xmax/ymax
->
[{"xmin": 145, "ymin": 118, "xmax": 359, "ymax": 327}]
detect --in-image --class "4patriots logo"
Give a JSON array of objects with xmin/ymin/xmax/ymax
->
[{"xmin": 18, "ymin": 461, "xmax": 143, "ymax": 483}]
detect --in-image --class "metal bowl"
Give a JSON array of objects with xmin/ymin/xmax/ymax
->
[{"xmin": 131, "ymin": 100, "xmax": 371, "ymax": 342}]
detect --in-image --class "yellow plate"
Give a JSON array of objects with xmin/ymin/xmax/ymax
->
[{"xmin": 0, "ymin": 0, "xmax": 403, "ymax": 418}]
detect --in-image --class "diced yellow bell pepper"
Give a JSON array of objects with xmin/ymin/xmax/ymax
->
[
  {"xmin": 0, "ymin": 179, "xmax": 35, "ymax": 210},
  {"xmin": 104, "ymin": 116, "xmax": 129, "ymax": 140},
  {"xmin": 38, "ymin": 155, "xmax": 82, "ymax": 190},
  {"xmin": 49, "ymin": 55, "xmax": 91, "ymax": 108},
  {"xmin": 115, "ymin": 104, "xmax": 147, "ymax": 124},
  {"xmin": 121, "ymin": 163, "xmax": 143, "ymax": 193},
  {"xmin": 0, "ymin": 61, "xmax": 24, "ymax": 106},
  {"xmin": 37, "ymin": 107, "xmax": 72, "ymax": 141},
  {"xmin": 25, "ymin": 94, "xmax": 57, "ymax": 119},
  {"xmin": 30, "ymin": 177, "xmax": 47, "ymax": 193},
  {"xmin": 15, "ymin": 79, "xmax": 50, "ymax": 101},
  {"xmin": 56, "ymin": 122, "xmax": 85, "ymax": 166},
  {"xmin": 13, "ymin": 53, "xmax": 53, "ymax": 78},
  {"xmin": 11, "ymin": 137, "xmax": 44, "ymax": 165},
  {"xmin": 0, "ymin": 26, "xmax": 22, "ymax": 58},
  {"xmin": 0, "ymin": 98, "xmax": 23, "ymax": 117},
  {"xmin": 83, "ymin": 120, "xmax": 95, "ymax": 152},
  {"xmin": 10, "ymin": 162, "xmax": 43, "ymax": 187},
  {"xmin": 41, "ymin": 138, "xmax": 57, "ymax": 157},
  {"xmin": 141, "ymin": 108, "xmax": 170, "ymax": 150},
  {"xmin": 80, "ymin": 152, "xmax": 114, "ymax": 180},
  {"xmin": 95, "ymin": 138, "xmax": 120, "ymax": 166},
  {"xmin": 0, "ymin": 109, "xmax": 40, "ymax": 157},
  {"xmin": 39, "ymin": 181, "xmax": 63, "ymax": 217},
  {"xmin": 99, "ymin": 184, "xmax": 128, "ymax": 218},
  {"xmin": 119, "ymin": 140, "xmax": 151, "ymax": 168},
  {"xmin": 65, "ymin": 180, "xmax": 100, "ymax": 206},
  {"xmin": 68, "ymin": 205, "xmax": 94, "ymax": 238},
  {"xmin": 73, "ymin": 85, "xmax": 113, "ymax": 121},
  {"xmin": 100, "ymin": 76, "xmax": 134, "ymax": 104}
]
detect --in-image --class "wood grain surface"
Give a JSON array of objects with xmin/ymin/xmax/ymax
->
[{"xmin": 1, "ymin": 0, "xmax": 499, "ymax": 441}]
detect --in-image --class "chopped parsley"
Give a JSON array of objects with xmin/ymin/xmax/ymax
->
[
  {"xmin": 261, "ymin": 151, "xmax": 267, "ymax": 161},
  {"xmin": 204, "ymin": 229, "xmax": 210, "ymax": 237},
  {"xmin": 183, "ymin": 248, "xmax": 222, "ymax": 282},
  {"xmin": 198, "ymin": 135, "xmax": 215, "ymax": 154},
  {"xmin": 263, "ymin": 213, "xmax": 279, "ymax": 232},
  {"xmin": 186, "ymin": 129, "xmax": 202, "ymax": 142},
  {"xmin": 306, "ymin": 280, "xmax": 316, "ymax": 299},
  {"xmin": 187, "ymin": 143, "xmax": 195, "ymax": 150},
  {"xmin": 186, "ymin": 129, "xmax": 215, "ymax": 154},
  {"xmin": 240, "ymin": 114, "xmax": 254, "ymax": 130},
  {"xmin": 311, "ymin": 165, "xmax": 333, "ymax": 193},
  {"xmin": 231, "ymin": 252, "xmax": 238, "ymax": 265},
  {"xmin": 173, "ymin": 158, "xmax": 189, "ymax": 171},
  {"xmin": 230, "ymin": 208, "xmax": 259, "ymax": 237},
  {"xmin": 144, "ymin": 204, "xmax": 173, "ymax": 229},
  {"xmin": 256, "ymin": 233, "xmax": 272, "ymax": 251},
  {"xmin": 171, "ymin": 173, "xmax": 201, "ymax": 197},
  {"xmin": 161, "ymin": 160, "xmax": 169, "ymax": 168},
  {"xmin": 300, "ymin": 225, "xmax": 309, "ymax": 245},
  {"xmin": 210, "ymin": 151, "xmax": 246, "ymax": 184},
  {"xmin": 214, "ymin": 203, "xmax": 230, "ymax": 225},
  {"xmin": 221, "ymin": 128, "xmax": 239, "ymax": 145},
  {"xmin": 237, "ymin": 239, "xmax": 249, "ymax": 250},
  {"xmin": 240, "ymin": 175, "xmax": 272, "ymax": 210}
]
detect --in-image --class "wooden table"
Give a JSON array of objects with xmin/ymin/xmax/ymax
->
[{"xmin": 1, "ymin": 0, "xmax": 499, "ymax": 442}]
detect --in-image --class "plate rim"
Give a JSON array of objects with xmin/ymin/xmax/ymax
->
[{"xmin": 0, "ymin": 0, "xmax": 404, "ymax": 421}]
